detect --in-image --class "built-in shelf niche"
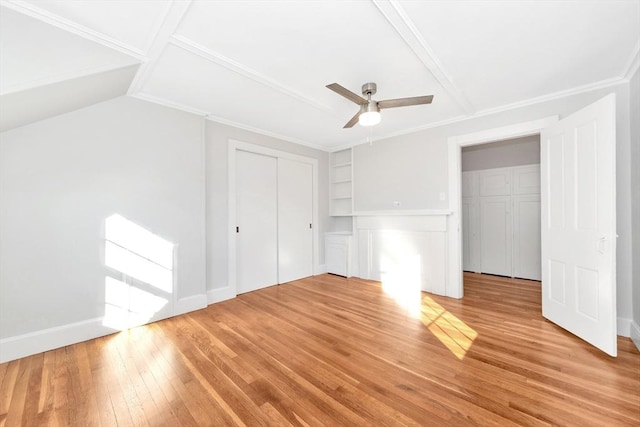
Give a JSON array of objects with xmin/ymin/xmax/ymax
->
[{"xmin": 330, "ymin": 148, "xmax": 353, "ymax": 216}]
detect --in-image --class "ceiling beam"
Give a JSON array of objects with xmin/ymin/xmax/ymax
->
[
  {"xmin": 372, "ymin": 0, "xmax": 475, "ymax": 115},
  {"xmin": 127, "ymin": 0, "xmax": 192, "ymax": 95},
  {"xmin": 169, "ymin": 34, "xmax": 333, "ymax": 114}
]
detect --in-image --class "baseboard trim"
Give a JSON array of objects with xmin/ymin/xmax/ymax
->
[
  {"xmin": 630, "ymin": 321, "xmax": 640, "ymax": 352},
  {"xmin": 0, "ymin": 317, "xmax": 114, "ymax": 364},
  {"xmin": 207, "ymin": 286, "xmax": 235, "ymax": 304},
  {"xmin": 316, "ymin": 264, "xmax": 327, "ymax": 275},
  {"xmin": 617, "ymin": 317, "xmax": 632, "ymax": 337},
  {"xmin": 0, "ymin": 293, "xmax": 210, "ymax": 363},
  {"xmin": 175, "ymin": 294, "xmax": 207, "ymax": 316}
]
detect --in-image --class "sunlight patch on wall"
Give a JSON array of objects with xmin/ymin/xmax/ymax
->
[
  {"xmin": 103, "ymin": 277, "xmax": 168, "ymax": 330},
  {"xmin": 380, "ymin": 253, "xmax": 422, "ymax": 318},
  {"xmin": 105, "ymin": 214, "xmax": 173, "ymax": 293},
  {"xmin": 103, "ymin": 214, "xmax": 174, "ymax": 331},
  {"xmin": 377, "ymin": 231, "xmax": 477, "ymax": 360},
  {"xmin": 421, "ymin": 295, "xmax": 478, "ymax": 360}
]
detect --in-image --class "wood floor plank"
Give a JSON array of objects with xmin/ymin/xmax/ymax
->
[{"xmin": 1, "ymin": 272, "xmax": 639, "ymax": 426}]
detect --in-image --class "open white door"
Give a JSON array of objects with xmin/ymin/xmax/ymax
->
[{"xmin": 541, "ymin": 94, "xmax": 617, "ymax": 356}]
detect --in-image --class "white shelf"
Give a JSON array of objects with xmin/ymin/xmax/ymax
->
[{"xmin": 330, "ymin": 148, "xmax": 353, "ymax": 217}]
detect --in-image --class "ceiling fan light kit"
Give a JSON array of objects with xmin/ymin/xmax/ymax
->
[{"xmin": 326, "ymin": 82, "xmax": 433, "ymax": 129}]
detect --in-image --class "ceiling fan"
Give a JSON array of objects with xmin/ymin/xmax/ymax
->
[{"xmin": 326, "ymin": 82, "xmax": 433, "ymax": 128}]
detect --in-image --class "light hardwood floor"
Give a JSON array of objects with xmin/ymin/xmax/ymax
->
[{"xmin": 1, "ymin": 273, "xmax": 639, "ymax": 426}]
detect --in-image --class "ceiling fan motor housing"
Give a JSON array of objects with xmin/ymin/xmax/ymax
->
[{"xmin": 361, "ymin": 82, "xmax": 377, "ymax": 97}]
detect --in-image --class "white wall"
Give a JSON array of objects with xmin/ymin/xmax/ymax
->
[
  {"xmin": 352, "ymin": 82, "xmax": 634, "ymax": 329},
  {"xmin": 461, "ymin": 135, "xmax": 540, "ymax": 172},
  {"xmin": 0, "ymin": 96, "xmax": 206, "ymax": 360},
  {"xmin": 630, "ymin": 65, "xmax": 640, "ymax": 348},
  {"xmin": 205, "ymin": 121, "xmax": 329, "ymax": 295}
]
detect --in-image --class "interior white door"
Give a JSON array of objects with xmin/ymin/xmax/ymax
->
[
  {"xmin": 480, "ymin": 196, "xmax": 512, "ymax": 276},
  {"xmin": 462, "ymin": 198, "xmax": 480, "ymax": 272},
  {"xmin": 236, "ymin": 150, "xmax": 278, "ymax": 294},
  {"xmin": 277, "ymin": 158, "xmax": 313, "ymax": 283},
  {"xmin": 513, "ymin": 194, "xmax": 541, "ymax": 281},
  {"xmin": 541, "ymin": 94, "xmax": 616, "ymax": 356}
]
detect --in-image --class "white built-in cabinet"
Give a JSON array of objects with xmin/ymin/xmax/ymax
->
[
  {"xmin": 462, "ymin": 164, "xmax": 541, "ymax": 281},
  {"xmin": 236, "ymin": 150, "xmax": 313, "ymax": 294},
  {"xmin": 325, "ymin": 233, "xmax": 352, "ymax": 277}
]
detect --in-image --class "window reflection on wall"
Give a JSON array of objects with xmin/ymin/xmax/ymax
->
[{"xmin": 103, "ymin": 214, "xmax": 173, "ymax": 330}]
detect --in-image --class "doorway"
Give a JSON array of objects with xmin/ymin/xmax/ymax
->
[
  {"xmin": 461, "ymin": 136, "xmax": 541, "ymax": 281},
  {"xmin": 446, "ymin": 116, "xmax": 558, "ymax": 298}
]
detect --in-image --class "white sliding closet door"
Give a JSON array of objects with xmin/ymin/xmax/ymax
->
[
  {"xmin": 480, "ymin": 196, "xmax": 512, "ymax": 276},
  {"xmin": 236, "ymin": 150, "xmax": 278, "ymax": 294},
  {"xmin": 277, "ymin": 158, "xmax": 313, "ymax": 283}
]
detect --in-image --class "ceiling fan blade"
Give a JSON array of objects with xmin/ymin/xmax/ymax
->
[
  {"xmin": 327, "ymin": 83, "xmax": 367, "ymax": 105},
  {"xmin": 378, "ymin": 95, "xmax": 434, "ymax": 109},
  {"xmin": 343, "ymin": 110, "xmax": 361, "ymax": 128}
]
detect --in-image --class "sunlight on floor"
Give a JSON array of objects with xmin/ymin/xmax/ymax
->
[
  {"xmin": 379, "ymin": 232, "xmax": 477, "ymax": 360},
  {"xmin": 420, "ymin": 295, "xmax": 478, "ymax": 360},
  {"xmin": 103, "ymin": 214, "xmax": 173, "ymax": 331}
]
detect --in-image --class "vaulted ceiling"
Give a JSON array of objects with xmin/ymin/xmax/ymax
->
[{"xmin": 1, "ymin": 0, "xmax": 639, "ymax": 149}]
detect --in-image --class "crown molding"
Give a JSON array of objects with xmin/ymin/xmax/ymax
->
[
  {"xmin": 133, "ymin": 91, "xmax": 326, "ymax": 151},
  {"xmin": 1, "ymin": 0, "xmax": 145, "ymax": 60},
  {"xmin": 127, "ymin": 0, "xmax": 192, "ymax": 95},
  {"xmin": 131, "ymin": 92, "xmax": 210, "ymax": 116},
  {"xmin": 169, "ymin": 34, "xmax": 333, "ymax": 114},
  {"xmin": 622, "ymin": 40, "xmax": 640, "ymax": 81},
  {"xmin": 372, "ymin": 0, "xmax": 475, "ymax": 115},
  {"xmin": 334, "ymin": 75, "xmax": 627, "ymax": 152},
  {"xmin": 205, "ymin": 114, "xmax": 326, "ymax": 152},
  {"xmin": 474, "ymin": 76, "xmax": 625, "ymax": 118}
]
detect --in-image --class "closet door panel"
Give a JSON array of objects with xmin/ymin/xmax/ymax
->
[
  {"xmin": 513, "ymin": 195, "xmax": 541, "ymax": 280},
  {"xmin": 278, "ymin": 158, "xmax": 313, "ymax": 283},
  {"xmin": 236, "ymin": 151, "xmax": 278, "ymax": 294},
  {"xmin": 513, "ymin": 165, "xmax": 541, "ymax": 195},
  {"xmin": 462, "ymin": 199, "xmax": 480, "ymax": 272},
  {"xmin": 479, "ymin": 169, "xmax": 511, "ymax": 196},
  {"xmin": 480, "ymin": 196, "xmax": 512, "ymax": 276}
]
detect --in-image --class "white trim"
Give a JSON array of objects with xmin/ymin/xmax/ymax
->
[
  {"xmin": 2, "ymin": 0, "xmax": 145, "ymax": 60},
  {"xmin": 174, "ymin": 294, "xmax": 207, "ymax": 316},
  {"xmin": 131, "ymin": 92, "xmax": 210, "ymax": 116},
  {"xmin": 617, "ymin": 317, "xmax": 632, "ymax": 338},
  {"xmin": 127, "ymin": 1, "xmax": 192, "ymax": 95},
  {"xmin": 622, "ymin": 40, "xmax": 640, "ymax": 81},
  {"xmin": 316, "ymin": 264, "xmax": 327, "ymax": 275},
  {"xmin": 228, "ymin": 140, "xmax": 320, "ymax": 297},
  {"xmin": 170, "ymin": 35, "xmax": 332, "ymax": 114},
  {"xmin": 446, "ymin": 116, "xmax": 559, "ymax": 298},
  {"xmin": 0, "ymin": 317, "xmax": 112, "ymax": 363},
  {"xmin": 206, "ymin": 114, "xmax": 325, "ymax": 151},
  {"xmin": 372, "ymin": 0, "xmax": 474, "ymax": 115},
  {"xmin": 207, "ymin": 286, "xmax": 236, "ymax": 304},
  {"xmin": 353, "ymin": 209, "xmax": 451, "ymax": 216},
  {"xmin": 630, "ymin": 321, "xmax": 640, "ymax": 352}
]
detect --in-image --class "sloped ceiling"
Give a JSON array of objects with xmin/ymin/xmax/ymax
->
[{"xmin": 1, "ymin": 0, "xmax": 639, "ymax": 150}]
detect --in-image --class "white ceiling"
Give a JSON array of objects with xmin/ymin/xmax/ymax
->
[{"xmin": 1, "ymin": 0, "xmax": 639, "ymax": 150}]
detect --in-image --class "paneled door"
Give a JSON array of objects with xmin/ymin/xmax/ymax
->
[
  {"xmin": 513, "ymin": 194, "xmax": 541, "ymax": 280},
  {"xmin": 236, "ymin": 150, "xmax": 278, "ymax": 294},
  {"xmin": 541, "ymin": 94, "xmax": 616, "ymax": 356},
  {"xmin": 277, "ymin": 158, "xmax": 313, "ymax": 283},
  {"xmin": 480, "ymin": 196, "xmax": 512, "ymax": 276}
]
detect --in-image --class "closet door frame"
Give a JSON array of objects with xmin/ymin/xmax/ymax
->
[{"xmin": 228, "ymin": 140, "xmax": 319, "ymax": 296}]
